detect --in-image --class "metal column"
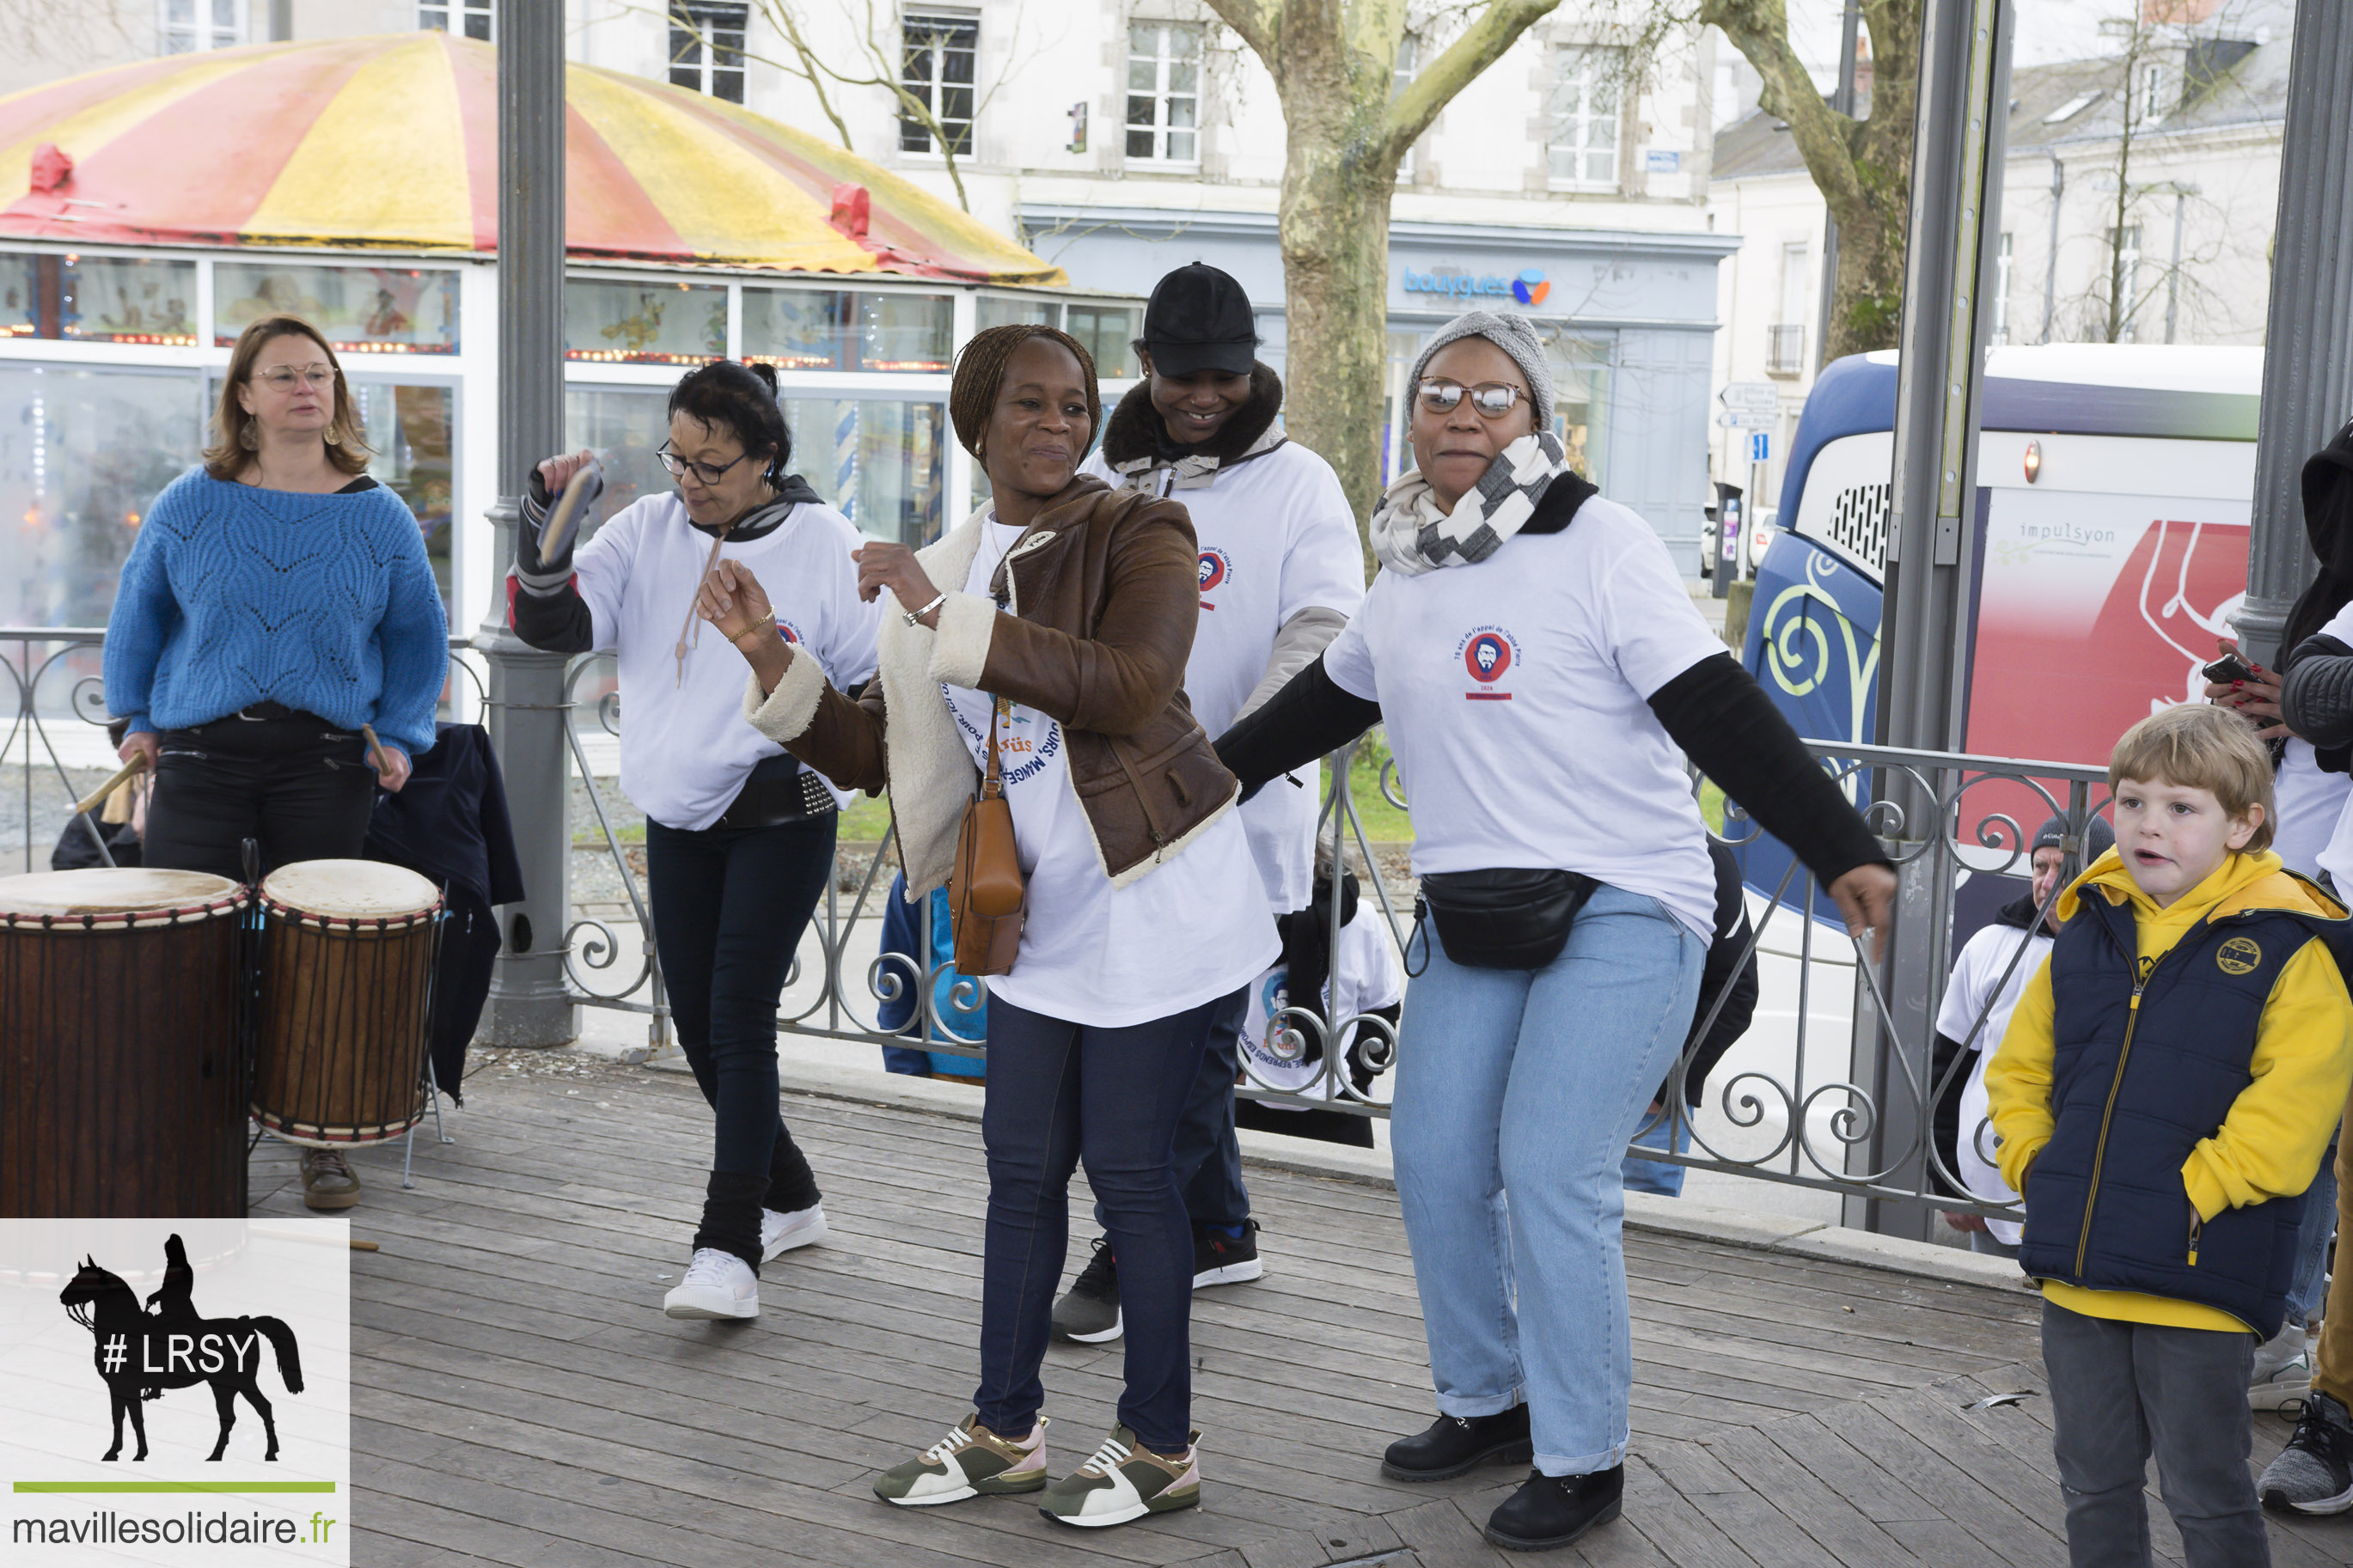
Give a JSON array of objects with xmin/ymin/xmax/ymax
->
[
  {"xmin": 474, "ymin": 0, "xmax": 576, "ymax": 1047},
  {"xmin": 2232, "ymin": 0, "xmax": 2353, "ymax": 669},
  {"xmin": 1849, "ymin": 0, "xmax": 2012, "ymax": 1238}
]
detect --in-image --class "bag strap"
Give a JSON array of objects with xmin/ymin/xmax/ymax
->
[{"xmin": 981, "ymin": 703, "xmax": 1005, "ymax": 800}]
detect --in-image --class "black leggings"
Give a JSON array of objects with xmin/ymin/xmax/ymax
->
[
  {"xmin": 645, "ymin": 812, "xmax": 836, "ymax": 1271},
  {"xmin": 143, "ymin": 711, "xmax": 378, "ymax": 881}
]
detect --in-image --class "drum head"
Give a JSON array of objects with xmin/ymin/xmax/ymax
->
[
  {"xmin": 260, "ymin": 859, "xmax": 438, "ymax": 919},
  {"xmin": 0, "ymin": 867, "xmax": 240, "ymax": 917}
]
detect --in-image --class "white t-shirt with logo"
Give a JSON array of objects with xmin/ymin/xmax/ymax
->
[
  {"xmin": 939, "ymin": 522, "xmax": 1279, "ymax": 1028},
  {"xmin": 1321, "ymin": 494, "xmax": 1726, "ymax": 938},
  {"xmin": 571, "ymin": 494, "xmax": 879, "ymax": 832},
  {"xmin": 1083, "ymin": 442, "xmax": 1366, "ymax": 913},
  {"xmin": 1935, "ymin": 918, "xmax": 2053, "ymax": 1248},
  {"xmin": 1239, "ymin": 908, "xmax": 1404, "ymax": 1102}
]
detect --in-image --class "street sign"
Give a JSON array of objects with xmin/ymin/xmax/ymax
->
[
  {"xmin": 1717, "ymin": 409, "xmax": 1775, "ymax": 431},
  {"xmin": 1718, "ymin": 381, "xmax": 1780, "ymax": 417},
  {"xmin": 1749, "ymin": 431, "xmax": 1772, "ymax": 464}
]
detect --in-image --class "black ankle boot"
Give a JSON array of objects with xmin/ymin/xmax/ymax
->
[
  {"xmin": 1482, "ymin": 1465, "xmax": 1624, "ymax": 1551},
  {"xmin": 1379, "ymin": 1405, "xmax": 1534, "ymax": 1480}
]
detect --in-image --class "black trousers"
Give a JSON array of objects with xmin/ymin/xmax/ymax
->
[
  {"xmin": 143, "ymin": 711, "xmax": 378, "ymax": 881},
  {"xmin": 645, "ymin": 811, "xmax": 835, "ymax": 1272}
]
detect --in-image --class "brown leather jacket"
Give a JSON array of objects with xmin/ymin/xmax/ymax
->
[{"xmin": 743, "ymin": 475, "xmax": 1240, "ymax": 894}]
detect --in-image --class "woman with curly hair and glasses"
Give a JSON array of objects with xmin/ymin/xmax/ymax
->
[
  {"xmin": 510, "ymin": 358, "xmax": 877, "ymax": 1322},
  {"xmin": 698, "ymin": 324, "xmax": 1274, "ymax": 1529}
]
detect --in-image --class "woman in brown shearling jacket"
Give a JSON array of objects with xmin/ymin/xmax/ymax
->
[{"xmin": 698, "ymin": 325, "xmax": 1276, "ymax": 1528}]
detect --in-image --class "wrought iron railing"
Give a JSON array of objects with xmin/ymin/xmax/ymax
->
[{"xmin": 10, "ymin": 625, "xmax": 2120, "ymax": 1233}]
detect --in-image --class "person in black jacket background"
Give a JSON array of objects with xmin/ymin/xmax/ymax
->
[{"xmin": 1622, "ymin": 840, "xmax": 1760, "ymax": 1197}]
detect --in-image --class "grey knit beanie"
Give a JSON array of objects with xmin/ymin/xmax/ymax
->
[{"xmin": 1409, "ymin": 310, "xmax": 1555, "ymax": 432}]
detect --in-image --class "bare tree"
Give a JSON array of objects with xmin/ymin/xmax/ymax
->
[
  {"xmin": 1681, "ymin": 1, "xmax": 1921, "ymax": 361},
  {"xmin": 1200, "ymin": 0, "xmax": 1590, "ymax": 527}
]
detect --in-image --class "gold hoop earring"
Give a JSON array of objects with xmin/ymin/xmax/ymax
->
[{"xmin": 238, "ymin": 418, "xmax": 259, "ymax": 452}]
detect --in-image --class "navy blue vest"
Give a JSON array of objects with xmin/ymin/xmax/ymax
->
[{"xmin": 2016, "ymin": 888, "xmax": 2338, "ymax": 1337}]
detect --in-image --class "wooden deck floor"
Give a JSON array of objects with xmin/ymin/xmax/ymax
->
[{"xmin": 252, "ymin": 1051, "xmax": 2353, "ymax": 1568}]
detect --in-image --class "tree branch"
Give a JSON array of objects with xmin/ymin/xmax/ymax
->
[
  {"xmin": 1384, "ymin": 0, "xmax": 1560, "ymax": 157},
  {"xmin": 1700, "ymin": 0, "xmax": 1864, "ymax": 223},
  {"xmin": 1203, "ymin": 0, "xmax": 1284, "ymax": 64}
]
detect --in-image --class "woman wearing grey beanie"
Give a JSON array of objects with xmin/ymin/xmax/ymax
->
[{"xmin": 1216, "ymin": 309, "xmax": 1896, "ymax": 1550}]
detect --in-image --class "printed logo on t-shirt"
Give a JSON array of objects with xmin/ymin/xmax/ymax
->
[
  {"xmin": 1197, "ymin": 547, "xmax": 1232, "ymax": 609},
  {"xmin": 773, "ymin": 619, "xmax": 803, "ymax": 645},
  {"xmin": 944, "ymin": 686, "xmax": 1064, "ymax": 787},
  {"xmin": 1458, "ymin": 627, "xmax": 1519, "ymax": 700}
]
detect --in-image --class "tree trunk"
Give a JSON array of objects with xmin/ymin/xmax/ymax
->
[{"xmin": 1277, "ymin": 136, "xmax": 1397, "ymax": 545}]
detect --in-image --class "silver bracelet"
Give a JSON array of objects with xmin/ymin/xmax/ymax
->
[{"xmin": 904, "ymin": 591, "xmax": 948, "ymax": 627}]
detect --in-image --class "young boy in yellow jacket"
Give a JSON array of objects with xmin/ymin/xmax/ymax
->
[{"xmin": 1988, "ymin": 703, "xmax": 2353, "ymax": 1567}]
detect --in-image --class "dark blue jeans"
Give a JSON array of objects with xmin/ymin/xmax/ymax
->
[
  {"xmin": 1093, "ymin": 984, "xmax": 1250, "ymax": 1235},
  {"xmin": 975, "ymin": 993, "xmax": 1216, "ymax": 1455},
  {"xmin": 645, "ymin": 812, "xmax": 834, "ymax": 1272}
]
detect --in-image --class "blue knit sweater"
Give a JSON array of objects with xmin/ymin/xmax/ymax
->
[{"xmin": 104, "ymin": 471, "xmax": 449, "ymax": 759}]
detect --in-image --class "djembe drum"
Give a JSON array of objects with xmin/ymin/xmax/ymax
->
[
  {"xmin": 251, "ymin": 860, "xmax": 442, "ymax": 1147},
  {"xmin": 0, "ymin": 868, "xmax": 248, "ymax": 1217}
]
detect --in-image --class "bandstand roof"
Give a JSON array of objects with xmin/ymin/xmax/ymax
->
[{"xmin": 0, "ymin": 32, "xmax": 1066, "ymax": 285}]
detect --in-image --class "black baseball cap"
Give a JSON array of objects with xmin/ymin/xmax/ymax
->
[{"xmin": 1142, "ymin": 263, "xmax": 1257, "ymax": 377}]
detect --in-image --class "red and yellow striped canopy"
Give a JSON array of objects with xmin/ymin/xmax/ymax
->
[{"xmin": 0, "ymin": 32, "xmax": 1064, "ymax": 284}]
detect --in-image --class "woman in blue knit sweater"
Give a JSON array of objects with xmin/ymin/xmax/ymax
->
[{"xmin": 104, "ymin": 314, "xmax": 447, "ymax": 1205}]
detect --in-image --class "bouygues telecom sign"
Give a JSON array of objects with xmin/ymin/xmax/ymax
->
[{"xmin": 1401, "ymin": 267, "xmax": 1551, "ymax": 308}]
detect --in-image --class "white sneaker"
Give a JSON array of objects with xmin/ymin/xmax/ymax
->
[
  {"xmin": 663, "ymin": 1248, "xmax": 759, "ymax": 1320},
  {"xmin": 761, "ymin": 1203, "xmax": 828, "ymax": 1260},
  {"xmin": 2251, "ymin": 1321, "xmax": 2313, "ymax": 1412}
]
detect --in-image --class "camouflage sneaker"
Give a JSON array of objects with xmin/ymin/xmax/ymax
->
[
  {"xmin": 872, "ymin": 1414, "xmax": 1048, "ymax": 1507},
  {"xmin": 1037, "ymin": 1425, "xmax": 1201, "ymax": 1528}
]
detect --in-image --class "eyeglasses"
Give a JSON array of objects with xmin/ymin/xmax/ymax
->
[
  {"xmin": 1418, "ymin": 379, "xmax": 1526, "ymax": 418},
  {"xmin": 657, "ymin": 442, "xmax": 752, "ymax": 486},
  {"xmin": 254, "ymin": 365, "xmax": 338, "ymax": 392}
]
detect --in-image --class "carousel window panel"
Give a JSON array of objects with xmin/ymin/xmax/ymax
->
[
  {"xmin": 975, "ymin": 296, "xmax": 1057, "ymax": 333},
  {"xmin": 58, "ymin": 255, "xmax": 198, "ymax": 346},
  {"xmin": 564, "ymin": 384, "xmax": 678, "ymax": 540},
  {"xmin": 1064, "ymin": 302, "xmax": 1141, "ymax": 380},
  {"xmin": 566, "ymin": 278, "xmax": 727, "ymax": 367},
  {"xmin": 0, "ymin": 363, "xmax": 204, "ymax": 630},
  {"xmin": 853, "ymin": 292, "xmax": 952, "ymax": 372},
  {"xmin": 215, "ymin": 263, "xmax": 459, "ymax": 354},
  {"xmin": 779, "ymin": 397, "xmax": 948, "ymax": 547},
  {"xmin": 349, "ymin": 381, "xmax": 458, "ymax": 615},
  {"xmin": 3, "ymin": 253, "xmax": 40, "ymax": 339},
  {"xmin": 740, "ymin": 287, "xmax": 850, "ymax": 371}
]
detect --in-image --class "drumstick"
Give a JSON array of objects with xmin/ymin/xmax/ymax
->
[
  {"xmin": 539, "ymin": 455, "xmax": 603, "ymax": 561},
  {"xmin": 73, "ymin": 753, "xmax": 148, "ymax": 818},
  {"xmin": 360, "ymin": 724, "xmax": 391, "ymax": 778},
  {"xmin": 350, "ymin": 1239, "xmax": 379, "ymax": 1253}
]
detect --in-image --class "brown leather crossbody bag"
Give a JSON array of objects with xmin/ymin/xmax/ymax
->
[{"xmin": 949, "ymin": 705, "xmax": 1026, "ymax": 974}]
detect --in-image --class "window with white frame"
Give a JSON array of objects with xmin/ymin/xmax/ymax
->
[
  {"xmin": 2108, "ymin": 223, "xmax": 2143, "ymax": 339},
  {"xmin": 669, "ymin": 1, "xmax": 748, "ymax": 104},
  {"xmin": 419, "ymin": 0, "xmax": 494, "ymax": 41},
  {"xmin": 1549, "ymin": 47, "xmax": 1622, "ymax": 190},
  {"xmin": 1991, "ymin": 232, "xmax": 2014, "ymax": 343},
  {"xmin": 900, "ymin": 13, "xmax": 978, "ymax": 156},
  {"xmin": 1126, "ymin": 21, "xmax": 1203, "ymax": 165},
  {"xmin": 161, "ymin": 0, "xmax": 242, "ymax": 52}
]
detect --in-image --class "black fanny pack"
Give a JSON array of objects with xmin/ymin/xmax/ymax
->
[
  {"xmin": 1407, "ymin": 868, "xmax": 1599, "ymax": 973},
  {"xmin": 716, "ymin": 753, "xmax": 836, "ymax": 829}
]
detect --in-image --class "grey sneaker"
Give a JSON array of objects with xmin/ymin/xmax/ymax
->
[
  {"xmin": 1037, "ymin": 1425, "xmax": 1201, "ymax": 1528},
  {"xmin": 299, "ymin": 1148, "xmax": 361, "ymax": 1211},
  {"xmin": 873, "ymin": 1414, "xmax": 1047, "ymax": 1506},
  {"xmin": 2249, "ymin": 1322, "xmax": 2313, "ymax": 1413},
  {"xmin": 1051, "ymin": 1237, "xmax": 1121, "ymax": 1343},
  {"xmin": 2259, "ymin": 1390, "xmax": 2353, "ymax": 1515}
]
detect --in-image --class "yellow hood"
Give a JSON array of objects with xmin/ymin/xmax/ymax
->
[{"xmin": 2057, "ymin": 846, "xmax": 2348, "ymax": 929}]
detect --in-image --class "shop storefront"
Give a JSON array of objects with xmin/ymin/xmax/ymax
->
[
  {"xmin": 0, "ymin": 34, "xmax": 1139, "ymax": 642},
  {"xmin": 1020, "ymin": 206, "xmax": 1734, "ymax": 569}
]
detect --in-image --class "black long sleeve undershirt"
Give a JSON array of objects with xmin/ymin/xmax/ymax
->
[{"xmin": 1215, "ymin": 650, "xmax": 1888, "ymax": 892}]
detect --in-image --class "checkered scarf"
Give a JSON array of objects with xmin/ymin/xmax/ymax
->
[{"xmin": 1369, "ymin": 430, "xmax": 1568, "ymax": 577}]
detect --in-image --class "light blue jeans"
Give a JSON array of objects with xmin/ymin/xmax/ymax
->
[
  {"xmin": 2287, "ymin": 1137, "xmax": 2338, "ymax": 1325},
  {"xmin": 1391, "ymin": 882, "xmax": 1703, "ymax": 1477}
]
